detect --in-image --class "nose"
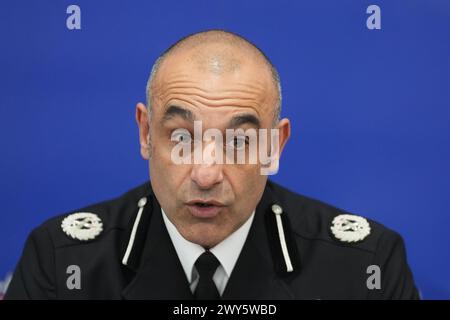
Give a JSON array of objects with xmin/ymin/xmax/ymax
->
[
  {"xmin": 190, "ymin": 163, "xmax": 224, "ymax": 190},
  {"xmin": 190, "ymin": 140, "xmax": 224, "ymax": 189}
]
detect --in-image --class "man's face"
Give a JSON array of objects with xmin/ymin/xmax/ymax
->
[{"xmin": 136, "ymin": 44, "xmax": 290, "ymax": 248}]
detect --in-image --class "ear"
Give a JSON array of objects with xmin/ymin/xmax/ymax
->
[
  {"xmin": 135, "ymin": 102, "xmax": 151, "ymax": 160},
  {"xmin": 276, "ymin": 118, "xmax": 291, "ymax": 157},
  {"xmin": 260, "ymin": 118, "xmax": 291, "ymax": 176}
]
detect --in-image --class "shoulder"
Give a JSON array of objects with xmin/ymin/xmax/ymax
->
[
  {"xmin": 266, "ymin": 180, "xmax": 404, "ymax": 254},
  {"xmin": 28, "ymin": 182, "xmax": 152, "ymax": 249}
]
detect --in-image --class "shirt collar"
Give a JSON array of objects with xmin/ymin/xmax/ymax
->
[{"xmin": 161, "ymin": 208, "xmax": 255, "ymax": 283}]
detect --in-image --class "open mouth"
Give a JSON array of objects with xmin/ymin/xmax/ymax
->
[
  {"xmin": 186, "ymin": 200, "xmax": 225, "ymax": 218},
  {"xmin": 195, "ymin": 202, "xmax": 214, "ymax": 207}
]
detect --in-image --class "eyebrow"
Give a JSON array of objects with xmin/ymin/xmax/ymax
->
[
  {"xmin": 162, "ymin": 105, "xmax": 195, "ymax": 123},
  {"xmin": 229, "ymin": 113, "xmax": 261, "ymax": 128},
  {"xmin": 162, "ymin": 105, "xmax": 261, "ymax": 128}
]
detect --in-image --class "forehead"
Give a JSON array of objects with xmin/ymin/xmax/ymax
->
[{"xmin": 151, "ymin": 46, "xmax": 277, "ymax": 121}]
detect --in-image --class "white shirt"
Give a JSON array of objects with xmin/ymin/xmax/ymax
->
[{"xmin": 161, "ymin": 208, "xmax": 255, "ymax": 295}]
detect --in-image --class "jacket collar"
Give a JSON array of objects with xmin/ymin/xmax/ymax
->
[
  {"xmin": 121, "ymin": 191, "xmax": 193, "ymax": 299},
  {"xmin": 120, "ymin": 181, "xmax": 301, "ymax": 299},
  {"xmin": 222, "ymin": 184, "xmax": 299, "ymax": 299}
]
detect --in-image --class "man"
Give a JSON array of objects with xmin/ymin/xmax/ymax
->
[{"xmin": 5, "ymin": 30, "xmax": 419, "ymax": 299}]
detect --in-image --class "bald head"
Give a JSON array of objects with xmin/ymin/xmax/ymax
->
[{"xmin": 146, "ymin": 30, "xmax": 282, "ymax": 123}]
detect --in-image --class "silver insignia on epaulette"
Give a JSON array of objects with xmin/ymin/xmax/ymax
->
[
  {"xmin": 331, "ymin": 214, "xmax": 371, "ymax": 243},
  {"xmin": 61, "ymin": 212, "xmax": 103, "ymax": 241}
]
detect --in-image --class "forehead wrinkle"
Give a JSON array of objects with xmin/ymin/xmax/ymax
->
[
  {"xmin": 155, "ymin": 93, "xmax": 273, "ymax": 126},
  {"xmin": 160, "ymin": 95, "xmax": 263, "ymax": 122},
  {"xmin": 160, "ymin": 89, "xmax": 265, "ymax": 108},
  {"xmin": 161, "ymin": 87, "xmax": 263, "ymax": 103},
  {"xmin": 163, "ymin": 94, "xmax": 263, "ymax": 113},
  {"xmin": 155, "ymin": 64, "xmax": 270, "ymax": 96},
  {"xmin": 163, "ymin": 78, "xmax": 261, "ymax": 89},
  {"xmin": 158, "ymin": 79, "xmax": 267, "ymax": 105},
  {"xmin": 157, "ymin": 92, "xmax": 271, "ymax": 123}
]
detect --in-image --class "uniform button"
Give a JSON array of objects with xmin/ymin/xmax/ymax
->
[
  {"xmin": 138, "ymin": 197, "xmax": 147, "ymax": 208},
  {"xmin": 271, "ymin": 204, "xmax": 283, "ymax": 215}
]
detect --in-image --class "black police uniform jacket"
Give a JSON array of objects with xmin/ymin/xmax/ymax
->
[{"xmin": 5, "ymin": 180, "xmax": 419, "ymax": 299}]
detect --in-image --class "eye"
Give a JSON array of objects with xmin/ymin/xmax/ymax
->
[
  {"xmin": 227, "ymin": 136, "xmax": 249, "ymax": 150},
  {"xmin": 171, "ymin": 129, "xmax": 192, "ymax": 144}
]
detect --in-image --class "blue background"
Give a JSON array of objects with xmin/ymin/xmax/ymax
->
[{"xmin": 1, "ymin": 0, "xmax": 449, "ymax": 299}]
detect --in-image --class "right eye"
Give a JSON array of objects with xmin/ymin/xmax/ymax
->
[
  {"xmin": 226, "ymin": 135, "xmax": 249, "ymax": 150},
  {"xmin": 171, "ymin": 129, "xmax": 192, "ymax": 144}
]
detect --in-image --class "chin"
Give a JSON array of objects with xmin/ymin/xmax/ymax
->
[{"xmin": 183, "ymin": 225, "xmax": 225, "ymax": 249}]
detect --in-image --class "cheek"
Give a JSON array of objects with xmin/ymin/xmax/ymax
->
[
  {"xmin": 226, "ymin": 165, "xmax": 266, "ymax": 199},
  {"xmin": 150, "ymin": 139, "xmax": 192, "ymax": 191},
  {"xmin": 150, "ymin": 127, "xmax": 183, "ymax": 168}
]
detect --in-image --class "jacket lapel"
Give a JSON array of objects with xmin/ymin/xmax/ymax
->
[
  {"xmin": 121, "ymin": 195, "xmax": 193, "ymax": 300},
  {"xmin": 222, "ymin": 186, "xmax": 298, "ymax": 299}
]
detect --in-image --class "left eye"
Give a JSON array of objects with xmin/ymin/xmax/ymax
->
[
  {"xmin": 171, "ymin": 129, "xmax": 192, "ymax": 144},
  {"xmin": 227, "ymin": 136, "xmax": 249, "ymax": 150}
]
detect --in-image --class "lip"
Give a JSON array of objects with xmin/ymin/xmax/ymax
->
[{"xmin": 185, "ymin": 200, "xmax": 225, "ymax": 218}]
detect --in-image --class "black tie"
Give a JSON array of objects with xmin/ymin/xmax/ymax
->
[{"xmin": 194, "ymin": 250, "xmax": 221, "ymax": 300}]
